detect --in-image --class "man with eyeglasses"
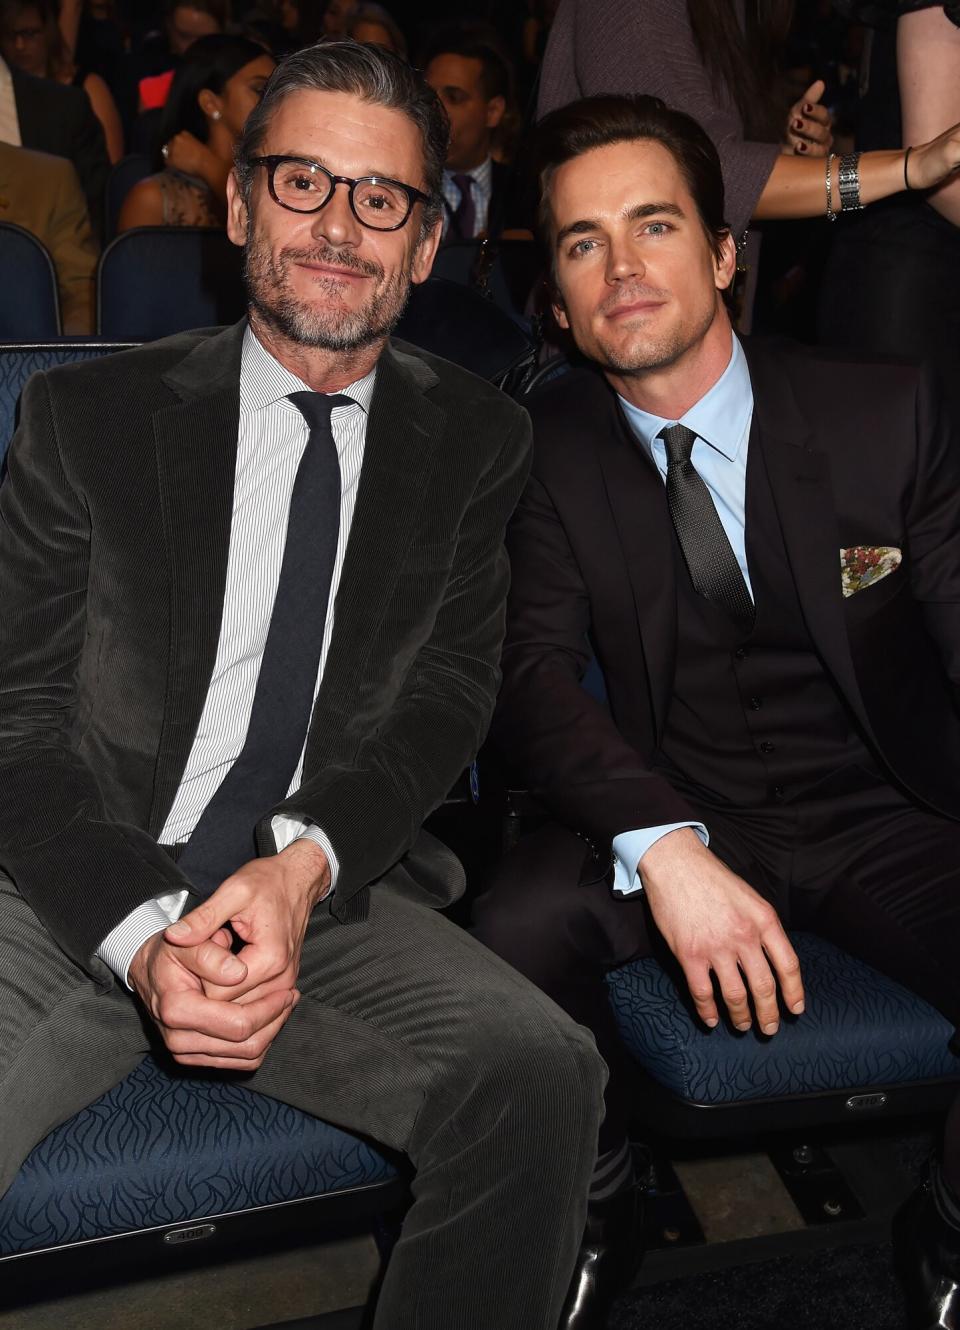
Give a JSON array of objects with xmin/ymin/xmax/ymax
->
[{"xmin": 0, "ymin": 41, "xmax": 604, "ymax": 1329}]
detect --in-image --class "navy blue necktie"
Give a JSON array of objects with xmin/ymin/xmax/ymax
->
[
  {"xmin": 450, "ymin": 173, "xmax": 476, "ymax": 239},
  {"xmin": 659, "ymin": 423, "xmax": 754, "ymax": 626},
  {"xmin": 178, "ymin": 391, "xmax": 350, "ymax": 896}
]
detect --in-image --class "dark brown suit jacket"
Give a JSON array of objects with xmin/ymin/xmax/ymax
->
[
  {"xmin": 0, "ymin": 320, "xmax": 531, "ymax": 974},
  {"xmin": 493, "ymin": 337, "xmax": 960, "ymax": 846}
]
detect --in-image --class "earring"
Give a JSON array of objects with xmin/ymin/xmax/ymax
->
[{"xmin": 211, "ymin": 110, "xmax": 221, "ymax": 120}]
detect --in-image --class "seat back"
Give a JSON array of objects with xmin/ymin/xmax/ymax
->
[
  {"xmin": 0, "ymin": 341, "xmax": 138, "ymax": 466},
  {"xmin": 0, "ymin": 224, "xmax": 61, "ymax": 339},
  {"xmin": 104, "ymin": 153, "xmax": 152, "ymax": 242},
  {"xmin": 395, "ymin": 276, "xmax": 533, "ymax": 383},
  {"xmin": 97, "ymin": 227, "xmax": 245, "ymax": 339}
]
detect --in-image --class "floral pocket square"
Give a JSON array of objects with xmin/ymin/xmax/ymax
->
[{"xmin": 840, "ymin": 546, "xmax": 902, "ymax": 598}]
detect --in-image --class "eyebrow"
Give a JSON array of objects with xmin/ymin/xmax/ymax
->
[{"xmin": 555, "ymin": 200, "xmax": 686, "ymax": 249}]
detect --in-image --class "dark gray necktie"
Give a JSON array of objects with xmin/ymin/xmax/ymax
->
[
  {"xmin": 178, "ymin": 390, "xmax": 350, "ymax": 897},
  {"xmin": 659, "ymin": 423, "xmax": 754, "ymax": 626},
  {"xmin": 450, "ymin": 173, "xmax": 476, "ymax": 239}
]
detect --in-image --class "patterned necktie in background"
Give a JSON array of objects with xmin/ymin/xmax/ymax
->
[{"xmin": 450, "ymin": 173, "xmax": 476, "ymax": 239}]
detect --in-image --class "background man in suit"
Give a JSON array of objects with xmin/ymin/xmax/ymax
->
[
  {"xmin": 0, "ymin": 142, "xmax": 97, "ymax": 331},
  {"xmin": 0, "ymin": 43, "xmax": 605, "ymax": 1329},
  {"xmin": 423, "ymin": 28, "xmax": 517, "ymax": 242},
  {"xmin": 472, "ymin": 94, "xmax": 960, "ymax": 1329},
  {"xmin": 0, "ymin": 54, "xmax": 108, "ymax": 234}
]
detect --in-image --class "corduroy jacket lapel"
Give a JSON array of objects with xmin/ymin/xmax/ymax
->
[{"xmin": 148, "ymin": 321, "xmax": 245, "ymax": 834}]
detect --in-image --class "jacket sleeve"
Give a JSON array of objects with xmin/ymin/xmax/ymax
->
[
  {"xmin": 0, "ymin": 372, "xmax": 195, "ymax": 977},
  {"xmin": 490, "ymin": 467, "xmax": 696, "ymax": 846},
  {"xmin": 271, "ymin": 408, "xmax": 533, "ymax": 902}
]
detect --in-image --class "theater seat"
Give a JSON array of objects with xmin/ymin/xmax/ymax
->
[
  {"xmin": 607, "ymin": 931, "xmax": 960, "ymax": 1136},
  {"xmin": 0, "ymin": 1055, "xmax": 401, "ymax": 1261},
  {"xmin": 0, "ymin": 224, "xmax": 61, "ymax": 339}
]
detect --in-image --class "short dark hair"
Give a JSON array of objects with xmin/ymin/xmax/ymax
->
[
  {"xmin": 235, "ymin": 39, "xmax": 447, "ymax": 235},
  {"xmin": 534, "ymin": 94, "xmax": 730, "ymax": 263},
  {"xmin": 422, "ymin": 25, "xmax": 512, "ymax": 104}
]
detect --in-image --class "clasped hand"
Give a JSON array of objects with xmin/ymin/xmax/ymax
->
[
  {"xmin": 128, "ymin": 840, "xmax": 330, "ymax": 1070},
  {"xmin": 639, "ymin": 827, "xmax": 805, "ymax": 1035}
]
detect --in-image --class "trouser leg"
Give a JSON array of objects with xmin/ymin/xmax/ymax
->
[
  {"xmin": 0, "ymin": 871, "xmax": 150, "ymax": 1196},
  {"xmin": 249, "ymin": 883, "xmax": 607, "ymax": 1330}
]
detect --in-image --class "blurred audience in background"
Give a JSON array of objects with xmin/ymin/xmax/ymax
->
[
  {"xmin": 344, "ymin": 2, "xmax": 405, "ymax": 56},
  {"xmin": 0, "ymin": 0, "xmax": 123, "ymax": 159},
  {"xmin": 0, "ymin": 140, "xmax": 96, "ymax": 329},
  {"xmin": 134, "ymin": 0, "xmax": 228, "ymax": 113},
  {"xmin": 423, "ymin": 25, "xmax": 522, "ymax": 241},
  {"xmin": 118, "ymin": 33, "xmax": 272, "ymax": 229}
]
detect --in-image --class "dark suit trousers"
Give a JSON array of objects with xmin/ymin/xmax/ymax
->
[
  {"xmin": 472, "ymin": 768, "xmax": 960, "ymax": 1155},
  {"xmin": 0, "ymin": 873, "xmax": 605, "ymax": 1329}
]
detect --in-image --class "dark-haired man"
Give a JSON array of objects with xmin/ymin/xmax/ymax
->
[
  {"xmin": 474, "ymin": 93, "xmax": 960, "ymax": 1329},
  {"xmin": 0, "ymin": 42, "xmax": 604, "ymax": 1329},
  {"xmin": 423, "ymin": 30, "xmax": 514, "ymax": 241}
]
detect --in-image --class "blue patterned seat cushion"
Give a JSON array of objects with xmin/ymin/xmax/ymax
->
[
  {"xmin": 0, "ymin": 1055, "xmax": 397, "ymax": 1255},
  {"xmin": 607, "ymin": 932, "xmax": 960, "ymax": 1104}
]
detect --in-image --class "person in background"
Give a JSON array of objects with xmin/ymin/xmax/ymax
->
[
  {"xmin": 819, "ymin": 1, "xmax": 960, "ymax": 422},
  {"xmin": 423, "ymin": 27, "xmax": 515, "ymax": 241},
  {"xmin": 345, "ymin": 2, "xmax": 406, "ymax": 58},
  {"xmin": 0, "ymin": 51, "xmax": 109, "ymax": 235},
  {"xmin": 119, "ymin": 33, "xmax": 273, "ymax": 230},
  {"xmin": 136, "ymin": 0, "xmax": 228, "ymax": 111},
  {"xmin": 0, "ymin": 0, "xmax": 123, "ymax": 161},
  {"xmin": 0, "ymin": 140, "xmax": 97, "ymax": 331},
  {"xmin": 321, "ymin": 0, "xmax": 350, "ymax": 37}
]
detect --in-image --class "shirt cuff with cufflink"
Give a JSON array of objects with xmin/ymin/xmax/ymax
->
[{"xmin": 611, "ymin": 822, "xmax": 710, "ymax": 895}]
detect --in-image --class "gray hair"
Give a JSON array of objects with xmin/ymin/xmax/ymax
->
[{"xmin": 234, "ymin": 39, "xmax": 447, "ymax": 235}]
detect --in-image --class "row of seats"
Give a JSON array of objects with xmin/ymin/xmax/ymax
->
[{"xmin": 2, "ymin": 335, "xmax": 959, "ymax": 1313}]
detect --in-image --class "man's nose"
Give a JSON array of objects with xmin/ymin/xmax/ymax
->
[
  {"xmin": 309, "ymin": 180, "xmax": 363, "ymax": 247},
  {"xmin": 606, "ymin": 236, "xmax": 645, "ymax": 283}
]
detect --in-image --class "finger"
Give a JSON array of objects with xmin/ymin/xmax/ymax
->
[
  {"xmin": 681, "ymin": 958, "xmax": 720, "ymax": 1029},
  {"xmin": 165, "ymin": 880, "xmax": 251, "ymax": 946},
  {"xmin": 165, "ymin": 1000, "xmax": 296, "ymax": 1065},
  {"xmin": 801, "ymin": 78, "xmax": 826, "ymax": 107},
  {"xmin": 712, "ymin": 956, "xmax": 752, "ymax": 1031},
  {"xmin": 737, "ymin": 946, "xmax": 781, "ymax": 1035},
  {"xmin": 158, "ymin": 985, "xmax": 294, "ymax": 1042},
  {"xmin": 200, "ymin": 943, "xmax": 292, "ymax": 1001},
  {"xmin": 177, "ymin": 938, "xmax": 248, "ymax": 987},
  {"xmin": 762, "ymin": 928, "xmax": 805, "ymax": 1015}
]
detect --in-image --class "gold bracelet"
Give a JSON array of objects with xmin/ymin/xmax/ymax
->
[{"xmin": 825, "ymin": 152, "xmax": 837, "ymax": 222}]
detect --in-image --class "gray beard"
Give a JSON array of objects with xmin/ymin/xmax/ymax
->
[{"xmin": 243, "ymin": 231, "xmax": 413, "ymax": 352}]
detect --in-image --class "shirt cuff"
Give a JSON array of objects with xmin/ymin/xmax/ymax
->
[
  {"xmin": 611, "ymin": 822, "xmax": 709, "ymax": 895},
  {"xmin": 95, "ymin": 890, "xmax": 191, "ymax": 990},
  {"xmin": 271, "ymin": 813, "xmax": 340, "ymax": 894}
]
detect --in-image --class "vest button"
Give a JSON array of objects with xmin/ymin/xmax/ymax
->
[
  {"xmin": 759, "ymin": 741, "xmax": 776, "ymax": 754},
  {"xmin": 734, "ymin": 646, "xmax": 749, "ymax": 660},
  {"xmin": 772, "ymin": 785, "xmax": 785, "ymax": 801},
  {"xmin": 749, "ymin": 696, "xmax": 762, "ymax": 710}
]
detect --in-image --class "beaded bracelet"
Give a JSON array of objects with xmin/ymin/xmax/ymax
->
[{"xmin": 825, "ymin": 152, "xmax": 837, "ymax": 222}]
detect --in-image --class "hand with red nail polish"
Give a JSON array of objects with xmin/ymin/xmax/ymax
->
[{"xmin": 782, "ymin": 78, "xmax": 834, "ymax": 157}]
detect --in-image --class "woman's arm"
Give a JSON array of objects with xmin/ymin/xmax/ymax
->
[
  {"xmin": 898, "ymin": 5, "xmax": 960, "ymax": 226},
  {"xmin": 117, "ymin": 177, "xmax": 165, "ymax": 231},
  {"xmin": 83, "ymin": 73, "xmax": 125, "ymax": 165}
]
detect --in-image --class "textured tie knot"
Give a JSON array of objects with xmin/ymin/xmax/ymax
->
[
  {"xmin": 288, "ymin": 390, "xmax": 353, "ymax": 433},
  {"xmin": 451, "ymin": 173, "xmax": 474, "ymax": 200},
  {"xmin": 658, "ymin": 422, "xmax": 697, "ymax": 467}
]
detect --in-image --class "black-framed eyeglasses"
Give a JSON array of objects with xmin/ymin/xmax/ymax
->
[{"xmin": 251, "ymin": 155, "xmax": 432, "ymax": 231}]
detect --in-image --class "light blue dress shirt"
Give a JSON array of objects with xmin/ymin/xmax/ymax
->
[{"xmin": 610, "ymin": 333, "xmax": 755, "ymax": 894}]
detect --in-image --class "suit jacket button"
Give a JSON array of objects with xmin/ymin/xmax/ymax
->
[{"xmin": 759, "ymin": 741, "xmax": 776, "ymax": 754}]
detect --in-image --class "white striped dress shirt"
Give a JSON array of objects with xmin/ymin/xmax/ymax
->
[
  {"xmin": 0, "ymin": 59, "xmax": 21, "ymax": 146},
  {"xmin": 97, "ymin": 325, "xmax": 375, "ymax": 983},
  {"xmin": 441, "ymin": 157, "xmax": 493, "ymax": 239}
]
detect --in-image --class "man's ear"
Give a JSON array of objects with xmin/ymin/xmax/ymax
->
[
  {"xmin": 714, "ymin": 230, "xmax": 738, "ymax": 293},
  {"xmin": 411, "ymin": 213, "xmax": 444, "ymax": 286},
  {"xmin": 551, "ymin": 286, "xmax": 570, "ymax": 330},
  {"xmin": 225, "ymin": 171, "xmax": 247, "ymax": 248},
  {"xmin": 485, "ymin": 95, "xmax": 506, "ymax": 131}
]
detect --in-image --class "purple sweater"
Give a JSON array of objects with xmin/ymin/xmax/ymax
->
[{"xmin": 537, "ymin": 0, "xmax": 780, "ymax": 239}]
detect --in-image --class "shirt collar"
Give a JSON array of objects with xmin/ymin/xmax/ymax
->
[
  {"xmin": 240, "ymin": 323, "xmax": 377, "ymax": 416},
  {"xmin": 617, "ymin": 332, "xmax": 752, "ymax": 465},
  {"xmin": 444, "ymin": 156, "xmax": 493, "ymax": 192}
]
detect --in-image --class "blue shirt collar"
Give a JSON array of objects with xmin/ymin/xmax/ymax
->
[{"xmin": 617, "ymin": 332, "xmax": 752, "ymax": 465}]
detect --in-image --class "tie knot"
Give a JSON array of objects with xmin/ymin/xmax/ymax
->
[
  {"xmin": 288, "ymin": 390, "xmax": 353, "ymax": 434},
  {"xmin": 658, "ymin": 423, "xmax": 697, "ymax": 466},
  {"xmin": 451, "ymin": 173, "xmax": 474, "ymax": 198}
]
